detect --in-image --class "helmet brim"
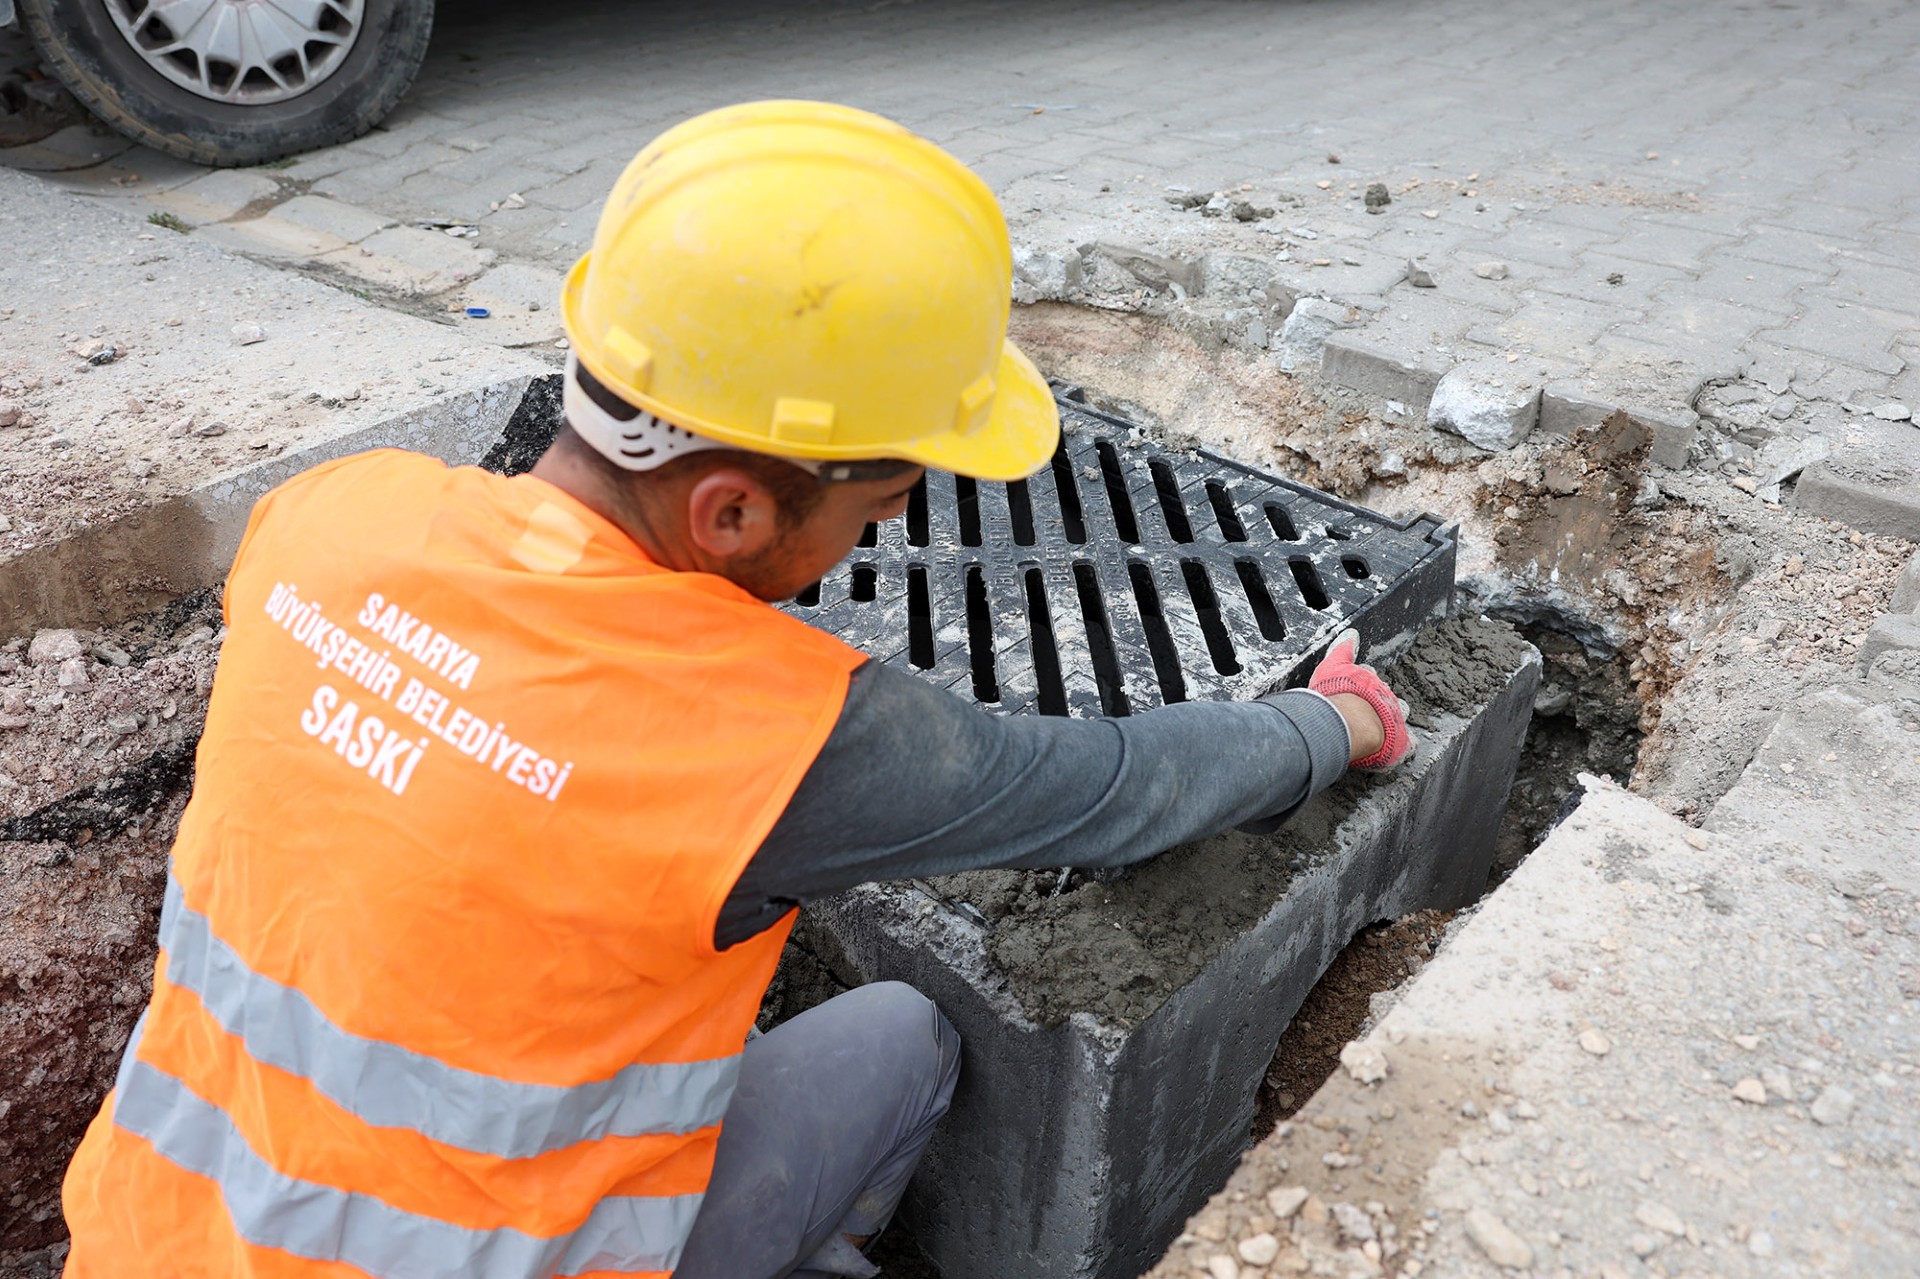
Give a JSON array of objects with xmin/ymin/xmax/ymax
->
[{"xmin": 894, "ymin": 341, "xmax": 1060, "ymax": 482}]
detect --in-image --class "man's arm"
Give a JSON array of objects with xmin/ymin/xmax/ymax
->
[{"xmin": 716, "ymin": 660, "xmax": 1354, "ymax": 949}]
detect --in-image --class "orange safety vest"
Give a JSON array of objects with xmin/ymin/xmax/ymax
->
[{"xmin": 62, "ymin": 450, "xmax": 865, "ymax": 1278}]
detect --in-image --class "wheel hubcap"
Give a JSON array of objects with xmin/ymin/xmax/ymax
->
[{"xmin": 105, "ymin": 0, "xmax": 365, "ymax": 105}]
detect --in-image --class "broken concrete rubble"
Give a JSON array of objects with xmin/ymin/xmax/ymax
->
[{"xmin": 1426, "ymin": 360, "xmax": 1542, "ymax": 451}]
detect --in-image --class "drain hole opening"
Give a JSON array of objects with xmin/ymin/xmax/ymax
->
[
  {"xmin": 907, "ymin": 566, "xmax": 935, "ymax": 669},
  {"xmin": 1180, "ymin": 561, "xmax": 1241, "ymax": 676},
  {"xmin": 1126, "ymin": 562, "xmax": 1188, "ymax": 704},
  {"xmin": 1007, "ymin": 478, "xmax": 1037, "ymax": 547},
  {"xmin": 964, "ymin": 566, "xmax": 999, "ymax": 703},
  {"xmin": 1341, "ymin": 556, "xmax": 1371, "ymax": 580},
  {"xmin": 849, "ymin": 564, "xmax": 877, "ymax": 602},
  {"xmin": 1289, "ymin": 557, "xmax": 1330, "ymax": 610},
  {"xmin": 1096, "ymin": 441, "xmax": 1142, "ymax": 545},
  {"xmin": 1024, "ymin": 569, "xmax": 1068, "ymax": 716},
  {"xmin": 1050, "ymin": 444, "xmax": 1088, "ymax": 544},
  {"xmin": 906, "ymin": 474, "xmax": 930, "ymax": 547},
  {"xmin": 1234, "ymin": 560, "xmax": 1287, "ymax": 641},
  {"xmin": 1072, "ymin": 562, "xmax": 1130, "ymax": 717},
  {"xmin": 1265, "ymin": 502, "xmax": 1300, "ymax": 541},
  {"xmin": 795, "ymin": 580, "xmax": 821, "ymax": 607},
  {"xmin": 1206, "ymin": 480, "xmax": 1248, "ymax": 542},
  {"xmin": 1325, "ymin": 525, "xmax": 1353, "ymax": 541},
  {"xmin": 956, "ymin": 476, "xmax": 982, "ymax": 547},
  {"xmin": 856, "ymin": 522, "xmax": 878, "ymax": 549},
  {"xmin": 1150, "ymin": 459, "xmax": 1195, "ymax": 543}
]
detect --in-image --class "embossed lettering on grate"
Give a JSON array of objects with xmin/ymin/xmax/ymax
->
[{"xmin": 784, "ymin": 390, "xmax": 1456, "ymax": 718}]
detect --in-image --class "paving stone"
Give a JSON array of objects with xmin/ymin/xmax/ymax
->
[
  {"xmin": 148, "ymin": 170, "xmax": 283, "ymax": 226},
  {"xmin": 193, "ymin": 216, "xmax": 352, "ymax": 262},
  {"xmin": 1757, "ymin": 296, "xmax": 1909, "ymax": 376},
  {"xmin": 1603, "ymin": 220, "xmax": 1740, "ymax": 271},
  {"xmin": 1467, "ymin": 295, "xmax": 1644, "ymax": 355},
  {"xmin": 1795, "ymin": 465, "xmax": 1920, "ymax": 541},
  {"xmin": 273, "ymin": 195, "xmax": 397, "ymax": 244},
  {"xmin": 1273, "ymin": 298, "xmax": 1355, "ymax": 373},
  {"xmin": 317, "ymin": 226, "xmax": 498, "ymax": 296}
]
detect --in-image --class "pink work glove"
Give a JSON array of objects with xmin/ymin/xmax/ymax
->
[{"xmin": 1308, "ymin": 628, "xmax": 1415, "ymax": 770}]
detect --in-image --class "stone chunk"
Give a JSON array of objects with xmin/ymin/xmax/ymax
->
[
  {"xmin": 1859, "ymin": 614, "xmax": 1920, "ymax": 673},
  {"xmin": 1339, "ymin": 1041, "xmax": 1389, "ymax": 1083},
  {"xmin": 1810, "ymin": 1084, "xmax": 1856, "ymax": 1126},
  {"xmin": 1464, "ymin": 1208, "xmax": 1533, "ymax": 1268},
  {"xmin": 28, "ymin": 628, "xmax": 83, "ymax": 665},
  {"xmin": 1267, "ymin": 1186, "xmax": 1310, "ymax": 1219},
  {"xmin": 1427, "ymin": 360, "xmax": 1542, "ymax": 450},
  {"xmin": 1274, "ymin": 298, "xmax": 1352, "ymax": 372},
  {"xmin": 1891, "ymin": 552, "xmax": 1920, "ymax": 613},
  {"xmin": 1732, "ymin": 1078, "xmax": 1768, "ymax": 1104},
  {"xmin": 1236, "ymin": 1232, "xmax": 1282, "ymax": 1265},
  {"xmin": 1634, "ymin": 1201, "xmax": 1686, "ymax": 1236}
]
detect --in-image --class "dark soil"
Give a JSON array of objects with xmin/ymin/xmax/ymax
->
[
  {"xmin": 1252, "ymin": 910, "xmax": 1452, "ymax": 1141},
  {"xmin": 1487, "ymin": 620, "xmax": 1643, "ymax": 883},
  {"xmin": 927, "ymin": 615, "xmax": 1534, "ymax": 1028}
]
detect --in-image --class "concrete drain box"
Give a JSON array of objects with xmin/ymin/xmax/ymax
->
[{"xmin": 779, "ymin": 392, "xmax": 1538, "ymax": 1279}]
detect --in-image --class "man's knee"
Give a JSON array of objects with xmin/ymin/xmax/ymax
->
[{"xmin": 848, "ymin": 981, "xmax": 961, "ymax": 1103}]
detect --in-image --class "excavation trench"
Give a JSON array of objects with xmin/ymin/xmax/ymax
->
[{"xmin": 12, "ymin": 299, "xmax": 1885, "ymax": 1277}]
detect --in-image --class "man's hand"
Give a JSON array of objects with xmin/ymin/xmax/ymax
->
[{"xmin": 1309, "ymin": 629, "xmax": 1415, "ymax": 770}]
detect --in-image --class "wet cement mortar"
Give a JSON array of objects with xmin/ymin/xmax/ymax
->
[{"xmin": 926, "ymin": 614, "xmax": 1534, "ymax": 1030}]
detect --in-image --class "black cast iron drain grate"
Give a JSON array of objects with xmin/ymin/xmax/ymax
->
[{"xmin": 784, "ymin": 388, "xmax": 1456, "ymax": 717}]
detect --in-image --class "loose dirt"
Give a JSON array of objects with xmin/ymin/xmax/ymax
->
[
  {"xmin": 928, "ymin": 615, "xmax": 1533, "ymax": 1029},
  {"xmin": 1253, "ymin": 910, "xmax": 1452, "ymax": 1139}
]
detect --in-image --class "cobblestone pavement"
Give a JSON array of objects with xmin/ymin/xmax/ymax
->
[{"xmin": 14, "ymin": 0, "xmax": 1920, "ymax": 446}]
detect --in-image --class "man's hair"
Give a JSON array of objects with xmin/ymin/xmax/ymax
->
[{"xmin": 548, "ymin": 424, "xmax": 825, "ymax": 529}]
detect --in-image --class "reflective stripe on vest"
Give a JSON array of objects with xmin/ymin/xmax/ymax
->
[
  {"xmin": 112, "ymin": 1016, "xmax": 700, "ymax": 1277},
  {"xmin": 158, "ymin": 875, "xmax": 739, "ymax": 1158}
]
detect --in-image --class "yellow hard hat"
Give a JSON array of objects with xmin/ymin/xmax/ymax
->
[{"xmin": 560, "ymin": 100, "xmax": 1059, "ymax": 482}]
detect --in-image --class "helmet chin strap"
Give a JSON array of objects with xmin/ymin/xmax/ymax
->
[{"xmin": 563, "ymin": 355, "xmax": 920, "ymax": 484}]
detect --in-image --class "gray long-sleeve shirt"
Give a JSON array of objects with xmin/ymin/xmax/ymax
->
[{"xmin": 716, "ymin": 661, "xmax": 1351, "ymax": 948}]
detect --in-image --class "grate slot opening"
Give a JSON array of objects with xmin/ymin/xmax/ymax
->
[
  {"xmin": 1341, "ymin": 556, "xmax": 1371, "ymax": 580},
  {"xmin": 1023, "ymin": 568, "xmax": 1069, "ymax": 716},
  {"xmin": 1206, "ymin": 480, "xmax": 1248, "ymax": 542},
  {"xmin": 1234, "ymin": 560, "xmax": 1288, "ymax": 640},
  {"xmin": 1180, "ymin": 560, "xmax": 1241, "ymax": 676},
  {"xmin": 1325, "ymin": 525, "xmax": 1353, "ymax": 541},
  {"xmin": 1008, "ymin": 479, "xmax": 1037, "ymax": 547},
  {"xmin": 907, "ymin": 475, "xmax": 930, "ymax": 547},
  {"xmin": 1096, "ymin": 441, "xmax": 1142, "ymax": 545},
  {"xmin": 956, "ymin": 476, "xmax": 982, "ymax": 547},
  {"xmin": 850, "ymin": 564, "xmax": 877, "ymax": 602},
  {"xmin": 1265, "ymin": 502, "xmax": 1300, "ymax": 542},
  {"xmin": 1050, "ymin": 444, "xmax": 1088, "ymax": 544},
  {"xmin": 1072, "ymin": 563, "xmax": 1130, "ymax": 717},
  {"xmin": 907, "ymin": 566, "xmax": 935, "ymax": 669},
  {"xmin": 1150, "ymin": 459, "xmax": 1195, "ymax": 543},
  {"xmin": 796, "ymin": 581, "xmax": 821, "ymax": 607},
  {"xmin": 857, "ymin": 522, "xmax": 879, "ymax": 549},
  {"xmin": 964, "ymin": 566, "xmax": 1000, "ymax": 703},
  {"xmin": 1126, "ymin": 562, "xmax": 1188, "ymax": 704},
  {"xmin": 1290, "ymin": 557, "xmax": 1330, "ymax": 610}
]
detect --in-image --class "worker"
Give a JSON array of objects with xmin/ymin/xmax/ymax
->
[{"xmin": 61, "ymin": 101, "xmax": 1414, "ymax": 1279}]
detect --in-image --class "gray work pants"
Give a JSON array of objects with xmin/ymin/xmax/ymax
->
[{"xmin": 673, "ymin": 981, "xmax": 962, "ymax": 1279}]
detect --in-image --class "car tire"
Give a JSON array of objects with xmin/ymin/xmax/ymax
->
[{"xmin": 17, "ymin": 0, "xmax": 433, "ymax": 167}]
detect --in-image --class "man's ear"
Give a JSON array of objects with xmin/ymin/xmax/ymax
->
[{"xmin": 685, "ymin": 467, "xmax": 782, "ymax": 560}]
